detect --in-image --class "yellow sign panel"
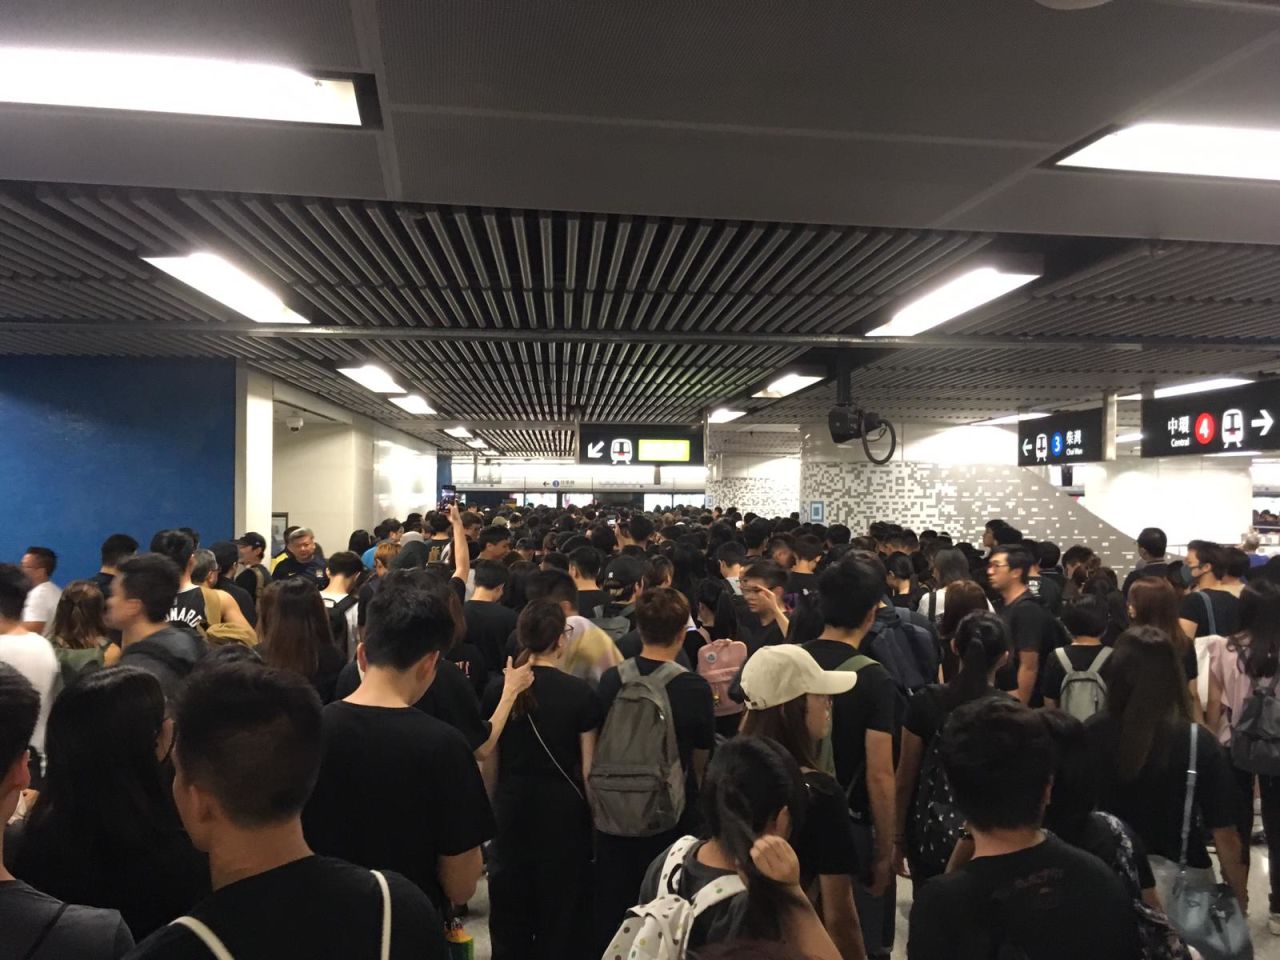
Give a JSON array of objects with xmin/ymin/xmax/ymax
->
[{"xmin": 637, "ymin": 438, "xmax": 691, "ymax": 462}]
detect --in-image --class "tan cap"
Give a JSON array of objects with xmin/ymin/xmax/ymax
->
[{"xmin": 740, "ymin": 644, "xmax": 858, "ymax": 710}]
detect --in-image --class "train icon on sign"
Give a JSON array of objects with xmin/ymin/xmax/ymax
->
[
  {"xmin": 1221, "ymin": 409, "xmax": 1245, "ymax": 449},
  {"xmin": 1035, "ymin": 433, "xmax": 1048, "ymax": 461},
  {"xmin": 610, "ymin": 438, "xmax": 634, "ymax": 464}
]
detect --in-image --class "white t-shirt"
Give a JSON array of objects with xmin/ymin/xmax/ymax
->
[
  {"xmin": 21, "ymin": 581, "xmax": 62, "ymax": 637},
  {"xmin": 0, "ymin": 630, "xmax": 59, "ymax": 752}
]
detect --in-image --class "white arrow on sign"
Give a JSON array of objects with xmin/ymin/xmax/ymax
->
[
  {"xmin": 586, "ymin": 441, "xmax": 605, "ymax": 459},
  {"xmin": 1021, "ymin": 438, "xmax": 1032, "ymax": 457},
  {"xmin": 1252, "ymin": 410, "xmax": 1274, "ymax": 437}
]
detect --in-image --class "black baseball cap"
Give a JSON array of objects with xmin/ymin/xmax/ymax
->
[
  {"xmin": 237, "ymin": 532, "xmax": 267, "ymax": 551},
  {"xmin": 602, "ymin": 555, "xmax": 648, "ymax": 588}
]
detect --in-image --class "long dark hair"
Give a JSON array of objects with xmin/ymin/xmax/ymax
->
[
  {"xmin": 26, "ymin": 666, "xmax": 173, "ymax": 849},
  {"xmin": 513, "ymin": 599, "xmax": 565, "ymax": 718},
  {"xmin": 938, "ymin": 581, "xmax": 988, "ymax": 641},
  {"xmin": 740, "ymin": 696, "xmax": 818, "ymax": 770},
  {"xmin": 946, "ymin": 611, "xmax": 1008, "ymax": 708},
  {"xmin": 1229, "ymin": 580, "xmax": 1280, "ymax": 679},
  {"xmin": 51, "ymin": 579, "xmax": 109, "ymax": 650},
  {"xmin": 1040, "ymin": 709, "xmax": 1097, "ymax": 842},
  {"xmin": 700, "ymin": 737, "xmax": 809, "ymax": 941},
  {"xmin": 1128, "ymin": 578, "xmax": 1190, "ymax": 655},
  {"xmin": 1105, "ymin": 626, "xmax": 1194, "ymax": 781},
  {"xmin": 258, "ymin": 579, "xmax": 334, "ymax": 679}
]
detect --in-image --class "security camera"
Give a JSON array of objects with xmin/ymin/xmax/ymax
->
[{"xmin": 286, "ymin": 415, "xmax": 304, "ymax": 433}]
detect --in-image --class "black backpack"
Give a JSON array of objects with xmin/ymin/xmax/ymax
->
[
  {"xmin": 326, "ymin": 595, "xmax": 360, "ymax": 657},
  {"xmin": 863, "ymin": 606, "xmax": 937, "ymax": 694},
  {"xmin": 908, "ymin": 692, "xmax": 966, "ymax": 879}
]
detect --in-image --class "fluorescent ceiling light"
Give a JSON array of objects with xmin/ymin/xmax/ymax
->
[
  {"xmin": 1118, "ymin": 378, "xmax": 1253, "ymax": 401},
  {"xmin": 481, "ymin": 449, "xmax": 500, "ymax": 457},
  {"xmin": 708, "ymin": 408, "xmax": 747, "ymax": 424},
  {"xmin": 977, "ymin": 413, "xmax": 1050, "ymax": 426},
  {"xmin": 445, "ymin": 427, "xmax": 473, "ymax": 439},
  {"xmin": 389, "ymin": 394, "xmax": 435, "ymax": 415},
  {"xmin": 1209, "ymin": 450, "xmax": 1261, "ymax": 458},
  {"xmin": 465, "ymin": 439, "xmax": 486, "ymax": 449},
  {"xmin": 0, "ymin": 48, "xmax": 362, "ymax": 125},
  {"xmin": 868, "ymin": 266, "xmax": 1039, "ymax": 338},
  {"xmin": 144, "ymin": 252, "xmax": 307, "ymax": 324},
  {"xmin": 1115, "ymin": 432, "xmax": 1144, "ymax": 444},
  {"xmin": 1058, "ymin": 123, "xmax": 1280, "ymax": 182},
  {"xmin": 337, "ymin": 364, "xmax": 403, "ymax": 394},
  {"xmin": 753, "ymin": 374, "xmax": 823, "ymax": 399}
]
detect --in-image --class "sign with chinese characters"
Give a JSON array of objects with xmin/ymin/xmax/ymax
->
[
  {"xmin": 1141, "ymin": 380, "xmax": 1278, "ymax": 458},
  {"xmin": 578, "ymin": 423, "xmax": 705, "ymax": 466},
  {"xmin": 1016, "ymin": 409, "xmax": 1107, "ymax": 466}
]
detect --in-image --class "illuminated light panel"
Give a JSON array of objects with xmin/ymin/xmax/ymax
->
[
  {"xmin": 752, "ymin": 374, "xmax": 823, "ymax": 399},
  {"xmin": 707, "ymin": 408, "xmax": 746, "ymax": 424},
  {"xmin": 144, "ymin": 253, "xmax": 307, "ymax": 324},
  {"xmin": 465, "ymin": 439, "xmax": 486, "ymax": 449},
  {"xmin": 444, "ymin": 427, "xmax": 473, "ymax": 439},
  {"xmin": 0, "ymin": 48, "xmax": 362, "ymax": 125},
  {"xmin": 389, "ymin": 394, "xmax": 435, "ymax": 415},
  {"xmin": 868, "ymin": 267, "xmax": 1039, "ymax": 337},
  {"xmin": 337, "ymin": 364, "xmax": 403, "ymax": 394},
  {"xmin": 1058, "ymin": 123, "xmax": 1280, "ymax": 182},
  {"xmin": 1119, "ymin": 378, "xmax": 1253, "ymax": 401},
  {"xmin": 977, "ymin": 413, "xmax": 1050, "ymax": 426},
  {"xmin": 637, "ymin": 438, "xmax": 692, "ymax": 462},
  {"xmin": 1115, "ymin": 432, "xmax": 1144, "ymax": 444}
]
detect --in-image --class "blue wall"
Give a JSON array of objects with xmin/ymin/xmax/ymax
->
[{"xmin": 0, "ymin": 357, "xmax": 237, "ymax": 581}]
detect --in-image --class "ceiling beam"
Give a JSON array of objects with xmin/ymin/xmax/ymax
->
[{"xmin": 2, "ymin": 320, "xmax": 1278, "ymax": 352}]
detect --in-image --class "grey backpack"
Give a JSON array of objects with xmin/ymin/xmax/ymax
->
[
  {"xmin": 1231, "ymin": 673, "xmax": 1280, "ymax": 776},
  {"xmin": 1055, "ymin": 646, "xmax": 1111, "ymax": 721},
  {"xmin": 592, "ymin": 603, "xmax": 635, "ymax": 644},
  {"xmin": 590, "ymin": 659, "xmax": 686, "ymax": 837}
]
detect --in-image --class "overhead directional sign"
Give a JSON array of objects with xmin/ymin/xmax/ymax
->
[
  {"xmin": 578, "ymin": 423, "xmax": 704, "ymax": 466},
  {"xmin": 1141, "ymin": 379, "xmax": 1279, "ymax": 458},
  {"xmin": 1016, "ymin": 409, "xmax": 1107, "ymax": 467}
]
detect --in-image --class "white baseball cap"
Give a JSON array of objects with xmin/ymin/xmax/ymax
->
[{"xmin": 740, "ymin": 644, "xmax": 858, "ymax": 710}]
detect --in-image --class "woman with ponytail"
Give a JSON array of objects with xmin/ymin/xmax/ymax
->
[
  {"xmin": 481, "ymin": 598, "xmax": 601, "ymax": 960},
  {"xmin": 635, "ymin": 737, "xmax": 841, "ymax": 960},
  {"xmin": 891, "ymin": 610, "xmax": 1009, "ymax": 883}
]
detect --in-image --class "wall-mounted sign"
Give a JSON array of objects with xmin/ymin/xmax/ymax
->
[
  {"xmin": 578, "ymin": 423, "xmax": 704, "ymax": 466},
  {"xmin": 1141, "ymin": 380, "xmax": 1278, "ymax": 458},
  {"xmin": 809, "ymin": 501, "xmax": 825, "ymax": 523},
  {"xmin": 1017, "ymin": 409, "xmax": 1107, "ymax": 466}
]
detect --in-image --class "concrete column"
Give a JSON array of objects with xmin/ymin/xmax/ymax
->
[{"xmin": 235, "ymin": 363, "xmax": 274, "ymax": 540}]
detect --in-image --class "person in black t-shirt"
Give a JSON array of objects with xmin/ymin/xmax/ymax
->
[
  {"xmin": 801, "ymin": 557, "xmax": 900, "ymax": 959},
  {"xmin": 1178, "ymin": 540, "xmax": 1242, "ymax": 641},
  {"xmin": 989, "ymin": 545, "xmax": 1061, "ymax": 706},
  {"xmin": 1040, "ymin": 595, "xmax": 1111, "ymax": 709},
  {"xmin": 129, "ymin": 662, "xmax": 445, "ymax": 960},
  {"xmin": 908, "ymin": 698, "xmax": 1139, "ymax": 960},
  {"xmin": 1120, "ymin": 526, "xmax": 1170, "ymax": 598},
  {"xmin": 92, "ymin": 532, "xmax": 138, "ymax": 602},
  {"xmin": 303, "ymin": 570, "xmax": 522, "ymax": 915},
  {"xmin": 739, "ymin": 560, "xmax": 790, "ymax": 652},
  {"xmin": 271, "ymin": 528, "xmax": 329, "ymax": 591},
  {"xmin": 464, "ymin": 561, "xmax": 518, "ymax": 678},
  {"xmin": 593, "ymin": 587, "xmax": 716, "ymax": 953},
  {"xmin": 568, "ymin": 545, "xmax": 610, "ymax": 617},
  {"xmin": 482, "ymin": 599, "xmax": 602, "ymax": 960},
  {"xmin": 784, "ymin": 535, "xmax": 823, "ymax": 609}
]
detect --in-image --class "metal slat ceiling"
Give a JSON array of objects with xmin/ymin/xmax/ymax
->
[{"xmin": 0, "ymin": 180, "xmax": 1278, "ymax": 449}]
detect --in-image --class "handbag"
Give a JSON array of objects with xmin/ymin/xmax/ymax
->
[{"xmin": 1147, "ymin": 724, "xmax": 1252, "ymax": 960}]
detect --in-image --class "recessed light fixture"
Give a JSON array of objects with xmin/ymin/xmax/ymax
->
[
  {"xmin": 481, "ymin": 449, "xmax": 500, "ymax": 457},
  {"xmin": 144, "ymin": 252, "xmax": 308, "ymax": 324},
  {"xmin": 0, "ymin": 48, "xmax": 363, "ymax": 125},
  {"xmin": 1209, "ymin": 450, "xmax": 1261, "ymax": 458},
  {"xmin": 977, "ymin": 413, "xmax": 1051, "ymax": 426},
  {"xmin": 1115, "ymin": 432, "xmax": 1144, "ymax": 444},
  {"xmin": 337, "ymin": 364, "xmax": 403, "ymax": 394},
  {"xmin": 753, "ymin": 374, "xmax": 824, "ymax": 399},
  {"xmin": 444, "ymin": 427, "xmax": 473, "ymax": 439},
  {"xmin": 465, "ymin": 439, "xmax": 486, "ymax": 449},
  {"xmin": 708, "ymin": 408, "xmax": 747, "ymax": 424},
  {"xmin": 868, "ymin": 266, "xmax": 1040, "ymax": 338},
  {"xmin": 1058, "ymin": 123, "xmax": 1280, "ymax": 182},
  {"xmin": 1118, "ymin": 378, "xmax": 1253, "ymax": 401},
  {"xmin": 389, "ymin": 394, "xmax": 435, "ymax": 415}
]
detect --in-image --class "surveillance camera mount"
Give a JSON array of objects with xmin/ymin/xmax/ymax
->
[{"xmin": 828, "ymin": 354, "xmax": 897, "ymax": 465}]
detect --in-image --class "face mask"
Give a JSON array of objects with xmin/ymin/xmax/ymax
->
[{"xmin": 1178, "ymin": 564, "xmax": 1195, "ymax": 587}]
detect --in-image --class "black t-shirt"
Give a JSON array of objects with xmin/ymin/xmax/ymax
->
[
  {"xmin": 907, "ymin": 835, "xmax": 1138, "ymax": 960},
  {"xmin": 903, "ymin": 683, "xmax": 1006, "ymax": 744},
  {"xmin": 639, "ymin": 840, "xmax": 747, "ymax": 951},
  {"xmin": 1052, "ymin": 812, "xmax": 1156, "ymax": 894},
  {"xmin": 1027, "ymin": 575, "xmax": 1063, "ymax": 616},
  {"xmin": 995, "ymin": 592, "xmax": 1063, "ymax": 703},
  {"xmin": 356, "ymin": 576, "xmax": 382, "ymax": 628},
  {"xmin": 90, "ymin": 570, "xmax": 116, "ymax": 596},
  {"xmin": 1122, "ymin": 561, "xmax": 1169, "ymax": 597},
  {"xmin": 272, "ymin": 555, "xmax": 329, "ymax": 590},
  {"xmin": 0, "ymin": 880, "xmax": 133, "ymax": 959},
  {"xmin": 233, "ymin": 564, "xmax": 267, "ymax": 599},
  {"xmin": 482, "ymin": 667, "xmax": 602, "ymax": 862},
  {"xmin": 302, "ymin": 703, "xmax": 496, "ymax": 911},
  {"xmin": 790, "ymin": 770, "xmax": 861, "ymax": 885},
  {"xmin": 214, "ymin": 576, "xmax": 257, "ymax": 626},
  {"xmin": 597, "ymin": 657, "xmax": 715, "ymax": 828},
  {"xmin": 125, "ymin": 856, "xmax": 445, "ymax": 960},
  {"xmin": 1179, "ymin": 588, "xmax": 1241, "ymax": 639},
  {"xmin": 802, "ymin": 639, "xmax": 899, "ymax": 819},
  {"xmin": 448, "ymin": 640, "xmax": 489, "ymax": 700},
  {"xmin": 616, "ymin": 630, "xmax": 694, "ymax": 669},
  {"xmin": 1085, "ymin": 714, "xmax": 1235, "ymax": 869},
  {"xmin": 786, "ymin": 571, "xmax": 819, "ymax": 603},
  {"xmin": 464, "ymin": 600, "xmax": 518, "ymax": 676},
  {"xmin": 332, "ymin": 660, "xmax": 489, "ymax": 751},
  {"xmin": 577, "ymin": 589, "xmax": 611, "ymax": 616}
]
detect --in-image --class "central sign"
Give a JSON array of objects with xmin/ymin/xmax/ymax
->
[
  {"xmin": 578, "ymin": 423, "xmax": 704, "ymax": 466},
  {"xmin": 1141, "ymin": 379, "xmax": 1278, "ymax": 458},
  {"xmin": 1016, "ymin": 409, "xmax": 1107, "ymax": 466}
]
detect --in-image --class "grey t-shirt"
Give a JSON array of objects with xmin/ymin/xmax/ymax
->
[
  {"xmin": 0, "ymin": 880, "xmax": 133, "ymax": 959},
  {"xmin": 639, "ymin": 840, "xmax": 749, "ymax": 951}
]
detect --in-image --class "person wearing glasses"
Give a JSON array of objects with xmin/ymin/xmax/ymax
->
[{"xmin": 987, "ymin": 545, "xmax": 1061, "ymax": 707}]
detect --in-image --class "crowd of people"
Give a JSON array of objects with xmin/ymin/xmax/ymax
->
[{"xmin": 1, "ymin": 503, "xmax": 1277, "ymax": 960}]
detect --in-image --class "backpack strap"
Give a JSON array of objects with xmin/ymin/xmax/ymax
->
[
  {"xmin": 927, "ymin": 589, "xmax": 938, "ymax": 623},
  {"xmin": 1176, "ymin": 724, "xmax": 1199, "ymax": 870},
  {"xmin": 20, "ymin": 902, "xmax": 68, "ymax": 960},
  {"xmin": 200, "ymin": 586, "xmax": 224, "ymax": 626},
  {"xmin": 1197, "ymin": 590, "xmax": 1217, "ymax": 636},
  {"xmin": 688, "ymin": 872, "xmax": 747, "ymax": 919},
  {"xmin": 1054, "ymin": 646, "xmax": 1072, "ymax": 673},
  {"xmin": 171, "ymin": 917, "xmax": 235, "ymax": 960},
  {"xmin": 618, "ymin": 658, "xmax": 640, "ymax": 684},
  {"xmin": 371, "ymin": 870, "xmax": 392, "ymax": 960},
  {"xmin": 658, "ymin": 835, "xmax": 701, "ymax": 893},
  {"xmin": 838, "ymin": 653, "xmax": 875, "ymax": 673}
]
